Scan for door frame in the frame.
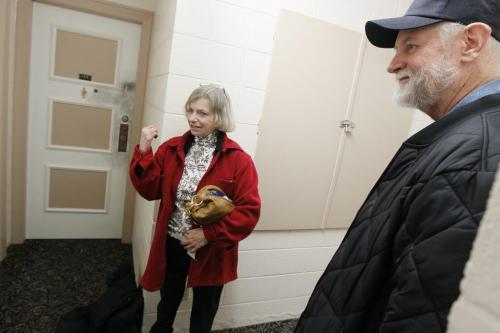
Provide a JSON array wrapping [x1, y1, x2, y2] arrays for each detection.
[[12, 0, 153, 243]]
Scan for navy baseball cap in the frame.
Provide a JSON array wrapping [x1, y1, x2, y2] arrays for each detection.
[[365, 0, 500, 48]]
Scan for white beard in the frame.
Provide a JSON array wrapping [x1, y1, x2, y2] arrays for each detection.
[[394, 55, 459, 110]]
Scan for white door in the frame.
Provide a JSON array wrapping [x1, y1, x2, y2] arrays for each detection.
[[26, 3, 141, 238]]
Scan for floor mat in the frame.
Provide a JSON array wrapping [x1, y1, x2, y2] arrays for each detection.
[[0, 239, 298, 332], [0, 239, 132, 333], [213, 319, 297, 333]]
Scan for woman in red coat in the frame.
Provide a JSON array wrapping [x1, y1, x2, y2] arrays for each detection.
[[129, 84, 261, 333]]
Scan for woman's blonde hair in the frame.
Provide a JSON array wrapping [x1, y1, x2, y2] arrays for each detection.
[[185, 84, 236, 132]]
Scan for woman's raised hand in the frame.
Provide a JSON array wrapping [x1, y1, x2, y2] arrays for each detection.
[[139, 125, 159, 152]]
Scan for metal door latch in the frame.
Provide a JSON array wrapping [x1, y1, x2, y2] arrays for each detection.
[[339, 120, 355, 133]]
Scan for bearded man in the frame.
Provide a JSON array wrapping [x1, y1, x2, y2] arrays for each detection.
[[295, 0, 500, 332]]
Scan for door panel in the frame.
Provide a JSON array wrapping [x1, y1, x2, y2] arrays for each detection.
[[26, 3, 141, 238], [53, 29, 119, 85], [47, 166, 109, 211], [50, 100, 114, 151]]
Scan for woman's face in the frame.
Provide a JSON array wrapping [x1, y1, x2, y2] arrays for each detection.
[[186, 97, 217, 137]]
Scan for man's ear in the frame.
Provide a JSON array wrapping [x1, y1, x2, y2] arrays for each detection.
[[461, 23, 492, 62]]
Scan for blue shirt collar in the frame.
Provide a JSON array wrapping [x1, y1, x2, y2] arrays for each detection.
[[450, 78, 500, 113]]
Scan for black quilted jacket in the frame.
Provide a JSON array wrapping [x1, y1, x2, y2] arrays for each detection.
[[295, 93, 500, 333]]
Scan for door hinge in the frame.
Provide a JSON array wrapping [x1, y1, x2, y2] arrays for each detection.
[[339, 120, 355, 133]]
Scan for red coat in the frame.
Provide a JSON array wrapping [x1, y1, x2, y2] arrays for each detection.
[[129, 131, 261, 291]]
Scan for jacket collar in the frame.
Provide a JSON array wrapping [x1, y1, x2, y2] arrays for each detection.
[[405, 92, 500, 147], [166, 130, 242, 153]]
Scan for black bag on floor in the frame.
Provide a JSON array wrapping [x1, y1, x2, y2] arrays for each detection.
[[56, 263, 144, 333]]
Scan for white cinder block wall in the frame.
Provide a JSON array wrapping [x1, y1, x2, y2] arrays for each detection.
[[446, 167, 500, 333], [135, 0, 427, 331], [131, 0, 178, 324]]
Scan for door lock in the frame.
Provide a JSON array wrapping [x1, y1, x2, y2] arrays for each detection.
[[118, 123, 129, 152]]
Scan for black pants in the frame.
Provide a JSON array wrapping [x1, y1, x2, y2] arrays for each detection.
[[149, 236, 223, 333]]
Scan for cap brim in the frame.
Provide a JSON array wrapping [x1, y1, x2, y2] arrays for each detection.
[[365, 16, 443, 48]]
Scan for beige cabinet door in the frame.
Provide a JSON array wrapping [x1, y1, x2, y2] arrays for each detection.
[[255, 11, 413, 230], [324, 39, 413, 229], [26, 3, 141, 238], [255, 10, 362, 230]]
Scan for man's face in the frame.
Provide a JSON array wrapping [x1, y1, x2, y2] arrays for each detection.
[[387, 25, 460, 111]]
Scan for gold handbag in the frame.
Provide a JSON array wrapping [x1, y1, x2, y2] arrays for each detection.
[[185, 185, 235, 225]]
